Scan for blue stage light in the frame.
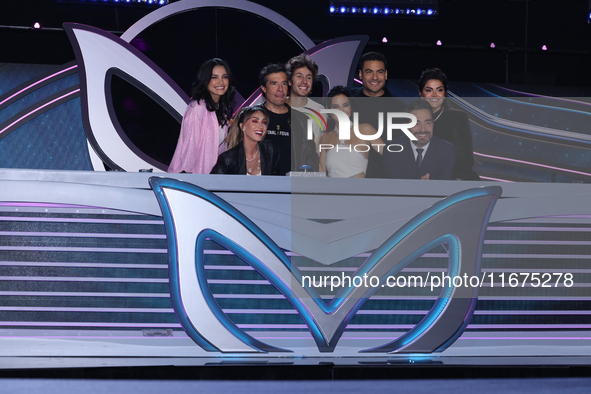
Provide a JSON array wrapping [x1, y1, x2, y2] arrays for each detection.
[[328, 2, 438, 18]]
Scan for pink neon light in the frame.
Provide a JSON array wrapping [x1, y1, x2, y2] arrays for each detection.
[[479, 176, 513, 183], [491, 85, 591, 107], [475, 151, 591, 178], [233, 92, 263, 116], [0, 65, 78, 108], [0, 88, 80, 135]]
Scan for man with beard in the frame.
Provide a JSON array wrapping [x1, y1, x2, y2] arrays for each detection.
[[352, 52, 405, 178], [384, 99, 455, 180]]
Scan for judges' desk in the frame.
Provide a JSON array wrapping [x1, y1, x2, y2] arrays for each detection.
[[0, 170, 589, 366]]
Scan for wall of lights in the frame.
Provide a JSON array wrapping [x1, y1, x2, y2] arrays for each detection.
[[329, 3, 438, 17]]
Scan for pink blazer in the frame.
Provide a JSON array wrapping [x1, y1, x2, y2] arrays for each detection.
[[168, 100, 227, 174]]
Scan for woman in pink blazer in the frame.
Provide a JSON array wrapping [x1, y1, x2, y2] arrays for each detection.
[[168, 58, 235, 173]]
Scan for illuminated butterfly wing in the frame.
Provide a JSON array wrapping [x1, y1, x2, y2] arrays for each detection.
[[64, 23, 189, 172], [150, 177, 501, 353]]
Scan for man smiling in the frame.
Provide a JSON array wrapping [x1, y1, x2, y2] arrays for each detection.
[[260, 63, 318, 175], [352, 52, 405, 178], [286, 55, 327, 150], [384, 100, 455, 180]]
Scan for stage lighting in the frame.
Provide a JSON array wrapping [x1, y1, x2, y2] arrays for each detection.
[[32, 22, 42, 29], [542, 45, 548, 51], [490, 42, 496, 48], [436, 40, 442, 46], [329, 1, 438, 18]]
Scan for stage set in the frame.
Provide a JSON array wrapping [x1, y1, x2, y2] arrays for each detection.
[[1, 0, 591, 382]]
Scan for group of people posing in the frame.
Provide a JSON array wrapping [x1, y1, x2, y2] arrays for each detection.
[[168, 52, 480, 180]]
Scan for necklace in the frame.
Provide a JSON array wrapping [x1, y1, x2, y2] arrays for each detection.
[[433, 107, 444, 122], [246, 147, 260, 162], [246, 147, 261, 174]]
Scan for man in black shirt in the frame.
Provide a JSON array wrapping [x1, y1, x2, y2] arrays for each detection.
[[259, 63, 318, 175], [352, 52, 405, 178]]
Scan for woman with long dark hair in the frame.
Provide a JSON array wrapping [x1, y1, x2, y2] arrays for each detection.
[[168, 58, 235, 173], [319, 86, 383, 178], [210, 104, 281, 176], [418, 68, 480, 180]]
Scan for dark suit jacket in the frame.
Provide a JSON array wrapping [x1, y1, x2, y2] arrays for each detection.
[[210, 140, 281, 175], [433, 106, 480, 180], [351, 87, 406, 179], [384, 136, 455, 180]]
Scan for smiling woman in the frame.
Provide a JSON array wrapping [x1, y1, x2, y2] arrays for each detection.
[[210, 104, 281, 176], [168, 58, 236, 174], [418, 67, 480, 180]]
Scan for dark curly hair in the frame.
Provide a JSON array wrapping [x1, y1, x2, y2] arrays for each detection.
[[286, 54, 318, 81]]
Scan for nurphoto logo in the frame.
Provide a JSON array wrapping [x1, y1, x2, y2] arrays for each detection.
[[310, 110, 417, 152]]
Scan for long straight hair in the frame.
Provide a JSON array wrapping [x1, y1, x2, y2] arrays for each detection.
[[224, 104, 270, 150]]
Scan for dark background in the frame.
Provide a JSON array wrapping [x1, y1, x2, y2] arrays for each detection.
[[1, 0, 590, 87]]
